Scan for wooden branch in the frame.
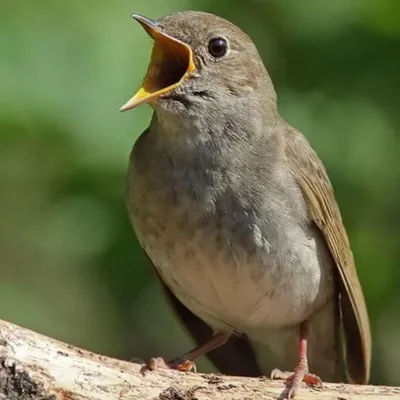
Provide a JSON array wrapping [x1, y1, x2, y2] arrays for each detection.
[[0, 319, 397, 400]]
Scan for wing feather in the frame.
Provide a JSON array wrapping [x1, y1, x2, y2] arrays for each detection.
[[285, 128, 371, 383]]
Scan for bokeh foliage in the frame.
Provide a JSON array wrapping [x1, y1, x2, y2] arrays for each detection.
[[1, 0, 399, 386]]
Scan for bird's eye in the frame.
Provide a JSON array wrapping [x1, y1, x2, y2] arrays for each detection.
[[208, 37, 228, 58]]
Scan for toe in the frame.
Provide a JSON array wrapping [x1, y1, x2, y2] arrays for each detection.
[[287, 386, 297, 399], [271, 366, 323, 399], [303, 373, 323, 388], [270, 368, 293, 380], [140, 357, 169, 374], [140, 356, 197, 374], [168, 357, 197, 372], [174, 360, 197, 372]]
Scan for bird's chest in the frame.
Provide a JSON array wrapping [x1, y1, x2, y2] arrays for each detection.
[[128, 162, 333, 333]]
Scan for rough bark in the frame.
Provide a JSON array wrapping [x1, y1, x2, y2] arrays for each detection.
[[0, 319, 398, 400]]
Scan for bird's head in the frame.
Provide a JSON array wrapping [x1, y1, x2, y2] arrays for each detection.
[[120, 11, 277, 124]]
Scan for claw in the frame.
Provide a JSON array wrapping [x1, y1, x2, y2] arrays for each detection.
[[271, 363, 323, 399], [271, 322, 324, 398], [270, 368, 292, 380], [140, 356, 197, 375], [170, 358, 197, 372]]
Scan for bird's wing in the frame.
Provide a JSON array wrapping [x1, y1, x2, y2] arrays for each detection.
[[144, 253, 262, 377], [285, 127, 371, 384]]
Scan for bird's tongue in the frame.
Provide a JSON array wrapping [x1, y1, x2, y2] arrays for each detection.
[[120, 15, 196, 112]]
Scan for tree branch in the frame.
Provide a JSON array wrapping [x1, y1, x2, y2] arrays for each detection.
[[0, 319, 397, 399]]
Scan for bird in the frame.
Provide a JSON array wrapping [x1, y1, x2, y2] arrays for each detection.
[[120, 11, 371, 398]]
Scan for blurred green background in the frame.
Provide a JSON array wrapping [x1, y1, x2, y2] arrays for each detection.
[[1, 0, 399, 386]]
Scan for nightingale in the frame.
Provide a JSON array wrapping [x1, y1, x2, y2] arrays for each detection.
[[120, 11, 371, 398]]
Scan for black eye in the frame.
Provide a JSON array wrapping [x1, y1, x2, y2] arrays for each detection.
[[208, 37, 228, 58]]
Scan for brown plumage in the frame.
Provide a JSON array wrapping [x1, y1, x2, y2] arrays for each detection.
[[121, 11, 371, 398], [285, 128, 371, 383]]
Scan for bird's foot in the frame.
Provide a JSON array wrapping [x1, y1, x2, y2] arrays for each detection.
[[270, 357, 322, 399], [139, 333, 229, 375], [140, 356, 197, 375]]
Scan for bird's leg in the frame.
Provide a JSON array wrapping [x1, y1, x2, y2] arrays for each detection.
[[142, 331, 230, 374], [271, 322, 323, 398]]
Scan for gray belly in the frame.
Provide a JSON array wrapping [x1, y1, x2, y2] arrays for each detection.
[[129, 191, 334, 335]]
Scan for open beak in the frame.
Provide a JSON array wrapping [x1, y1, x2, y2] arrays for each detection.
[[119, 14, 196, 112]]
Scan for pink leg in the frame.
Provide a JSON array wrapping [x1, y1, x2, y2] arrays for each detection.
[[271, 323, 323, 399], [141, 331, 230, 374]]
